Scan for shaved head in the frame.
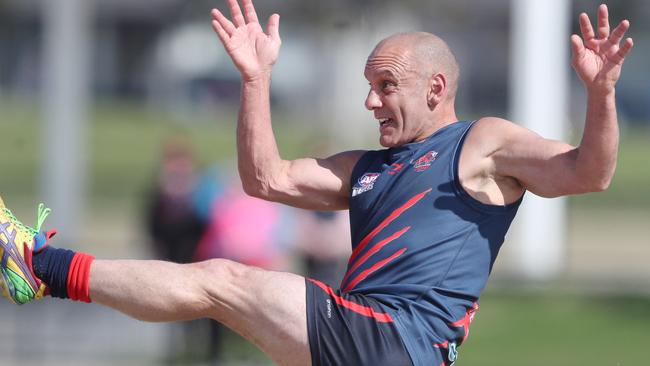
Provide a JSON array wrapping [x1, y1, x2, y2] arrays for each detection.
[[370, 32, 460, 100], [364, 32, 461, 147]]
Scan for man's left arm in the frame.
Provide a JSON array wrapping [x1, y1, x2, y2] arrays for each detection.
[[489, 5, 633, 198]]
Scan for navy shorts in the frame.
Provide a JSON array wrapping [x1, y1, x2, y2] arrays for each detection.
[[305, 278, 412, 366]]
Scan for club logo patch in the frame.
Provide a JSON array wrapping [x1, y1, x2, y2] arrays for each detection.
[[352, 173, 380, 197], [412, 150, 439, 172]]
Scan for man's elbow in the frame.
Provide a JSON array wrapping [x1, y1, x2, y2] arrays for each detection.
[[241, 179, 270, 198], [236, 166, 268, 196], [575, 174, 613, 194], [239, 162, 289, 200], [240, 175, 287, 202], [574, 158, 617, 193], [588, 176, 612, 192]]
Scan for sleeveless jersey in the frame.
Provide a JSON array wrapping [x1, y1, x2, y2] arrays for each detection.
[[343, 120, 523, 365]]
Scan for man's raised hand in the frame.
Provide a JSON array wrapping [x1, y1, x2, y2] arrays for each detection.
[[211, 0, 281, 81], [571, 4, 633, 94]]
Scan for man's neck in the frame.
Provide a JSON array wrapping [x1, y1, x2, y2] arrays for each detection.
[[417, 107, 458, 141]]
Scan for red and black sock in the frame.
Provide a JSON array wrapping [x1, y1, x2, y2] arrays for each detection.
[[32, 246, 94, 303]]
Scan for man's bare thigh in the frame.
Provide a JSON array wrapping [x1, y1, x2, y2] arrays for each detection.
[[199, 259, 310, 366]]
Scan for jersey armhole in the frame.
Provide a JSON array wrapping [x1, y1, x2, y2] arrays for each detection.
[[450, 120, 523, 214]]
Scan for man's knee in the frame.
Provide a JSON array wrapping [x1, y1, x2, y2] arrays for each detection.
[[192, 258, 256, 291], [190, 259, 263, 315], [190, 258, 303, 317], [189, 259, 310, 365]]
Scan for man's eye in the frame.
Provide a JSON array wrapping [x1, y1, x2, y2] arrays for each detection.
[[382, 81, 395, 89]]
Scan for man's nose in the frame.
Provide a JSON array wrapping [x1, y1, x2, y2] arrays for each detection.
[[365, 89, 382, 110]]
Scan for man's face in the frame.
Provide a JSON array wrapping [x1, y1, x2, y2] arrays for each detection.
[[364, 44, 429, 148]]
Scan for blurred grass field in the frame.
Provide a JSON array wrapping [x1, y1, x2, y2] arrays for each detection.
[[2, 98, 648, 210], [459, 291, 650, 365], [1, 98, 649, 365]]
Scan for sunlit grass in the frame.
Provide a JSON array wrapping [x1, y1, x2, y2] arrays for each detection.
[[459, 291, 650, 365], [2, 99, 648, 208]]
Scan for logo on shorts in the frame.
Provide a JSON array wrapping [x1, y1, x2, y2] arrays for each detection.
[[447, 341, 458, 363], [433, 340, 458, 365], [411, 150, 438, 172], [326, 298, 332, 318], [352, 173, 380, 197]]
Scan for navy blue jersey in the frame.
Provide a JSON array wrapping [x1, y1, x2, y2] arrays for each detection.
[[343, 120, 522, 365]]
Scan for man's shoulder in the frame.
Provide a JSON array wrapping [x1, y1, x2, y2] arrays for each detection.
[[459, 117, 527, 203], [460, 116, 523, 173], [466, 117, 527, 151], [323, 150, 369, 168], [472, 116, 518, 134]]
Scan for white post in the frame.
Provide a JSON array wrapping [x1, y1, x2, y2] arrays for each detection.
[[42, 0, 92, 241], [328, 8, 421, 148], [329, 30, 372, 147], [509, 0, 570, 280]]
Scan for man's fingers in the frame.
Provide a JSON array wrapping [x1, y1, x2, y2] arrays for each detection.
[[227, 0, 246, 27], [241, 0, 259, 24], [611, 38, 634, 65], [267, 13, 280, 41], [570, 34, 586, 62], [597, 4, 610, 39], [608, 20, 630, 47], [579, 13, 595, 43], [211, 19, 230, 44], [211, 8, 236, 35]]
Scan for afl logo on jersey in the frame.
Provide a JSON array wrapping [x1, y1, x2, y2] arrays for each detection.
[[352, 173, 380, 197], [412, 150, 439, 172]]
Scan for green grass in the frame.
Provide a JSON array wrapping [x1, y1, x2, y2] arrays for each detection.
[[2, 99, 649, 210], [458, 291, 650, 366], [0, 99, 316, 210]]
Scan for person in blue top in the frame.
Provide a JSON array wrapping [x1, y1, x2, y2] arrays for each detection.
[[0, 1, 633, 365]]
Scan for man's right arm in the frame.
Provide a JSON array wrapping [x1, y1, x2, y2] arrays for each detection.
[[237, 77, 364, 210], [212, 0, 363, 210]]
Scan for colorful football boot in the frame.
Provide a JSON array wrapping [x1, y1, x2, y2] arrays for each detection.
[[0, 197, 51, 304]]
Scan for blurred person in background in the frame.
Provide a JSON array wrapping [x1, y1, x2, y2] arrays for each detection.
[[0, 2, 634, 366], [146, 137, 205, 265], [294, 210, 350, 285], [195, 176, 289, 270], [144, 136, 210, 364], [293, 142, 351, 285], [194, 173, 292, 365]]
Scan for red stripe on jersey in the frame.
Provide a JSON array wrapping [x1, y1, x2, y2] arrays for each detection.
[[348, 188, 432, 264], [308, 279, 393, 323], [341, 226, 411, 287], [449, 302, 479, 344], [343, 248, 407, 292]]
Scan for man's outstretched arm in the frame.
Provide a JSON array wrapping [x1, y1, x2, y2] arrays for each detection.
[[566, 5, 633, 191], [465, 5, 634, 200], [212, 0, 363, 210]]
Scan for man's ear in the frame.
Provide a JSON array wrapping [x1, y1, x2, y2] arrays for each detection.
[[427, 73, 447, 109]]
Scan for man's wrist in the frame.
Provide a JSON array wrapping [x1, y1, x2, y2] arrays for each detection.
[[241, 70, 272, 84], [585, 85, 616, 98]]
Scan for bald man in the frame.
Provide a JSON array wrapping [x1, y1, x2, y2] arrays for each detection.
[[1, 1, 633, 366]]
